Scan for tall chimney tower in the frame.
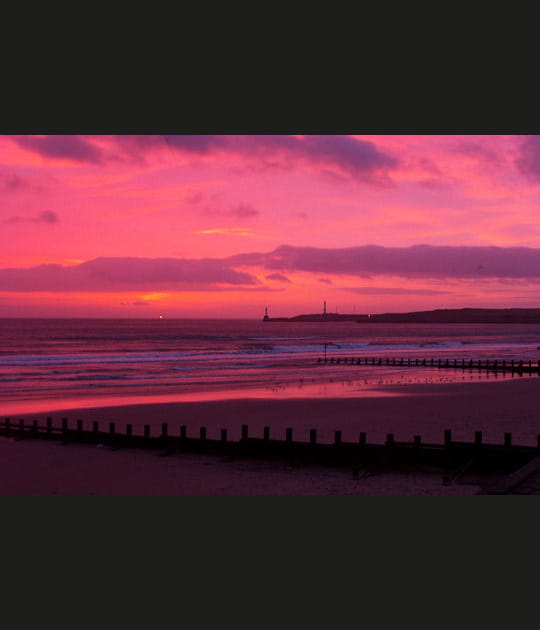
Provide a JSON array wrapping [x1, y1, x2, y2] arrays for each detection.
[[323, 300, 326, 315]]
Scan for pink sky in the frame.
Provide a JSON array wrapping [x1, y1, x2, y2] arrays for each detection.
[[1, 134, 540, 318]]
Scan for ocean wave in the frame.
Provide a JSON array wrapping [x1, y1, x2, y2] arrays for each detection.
[[248, 336, 318, 341]]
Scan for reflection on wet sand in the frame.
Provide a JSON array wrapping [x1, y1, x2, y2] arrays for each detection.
[[2, 363, 536, 417]]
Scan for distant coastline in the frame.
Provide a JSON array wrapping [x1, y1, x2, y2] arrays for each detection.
[[263, 308, 540, 324]]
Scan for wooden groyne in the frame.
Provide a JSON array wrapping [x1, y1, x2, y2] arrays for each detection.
[[2, 417, 540, 482], [318, 356, 540, 374]]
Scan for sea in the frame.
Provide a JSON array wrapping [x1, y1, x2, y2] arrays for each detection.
[[1, 318, 540, 415]]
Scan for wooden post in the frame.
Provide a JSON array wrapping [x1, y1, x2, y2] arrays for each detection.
[[180, 425, 186, 439], [200, 427, 206, 441], [62, 418, 68, 435], [263, 426, 270, 440], [144, 424, 150, 439], [413, 435, 422, 466], [221, 428, 227, 443], [444, 429, 452, 448], [475, 431, 482, 447], [93, 420, 99, 434], [310, 429, 317, 445], [161, 423, 168, 438], [504, 432, 512, 448], [241, 425, 248, 440], [386, 433, 394, 446], [286, 427, 293, 442], [77, 419, 83, 433], [334, 430, 342, 445], [109, 422, 115, 436]]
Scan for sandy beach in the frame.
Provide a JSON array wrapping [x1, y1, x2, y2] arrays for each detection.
[[0, 437, 484, 495], [13, 377, 540, 445], [2, 378, 539, 494]]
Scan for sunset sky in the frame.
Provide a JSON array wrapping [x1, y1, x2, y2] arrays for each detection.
[[2, 134, 540, 318]]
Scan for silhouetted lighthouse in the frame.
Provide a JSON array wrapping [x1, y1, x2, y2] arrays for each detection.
[[263, 306, 270, 321], [323, 300, 327, 316]]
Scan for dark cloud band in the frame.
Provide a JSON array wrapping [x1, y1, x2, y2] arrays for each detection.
[[2, 244, 540, 294], [0, 257, 258, 292], [9, 135, 399, 183], [230, 244, 540, 279]]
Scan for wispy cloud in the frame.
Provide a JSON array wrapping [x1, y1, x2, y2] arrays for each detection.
[[194, 227, 255, 236], [205, 203, 260, 219], [265, 273, 291, 283], [168, 135, 399, 183], [6, 210, 59, 224], [0, 171, 42, 193], [12, 135, 104, 164], [453, 141, 502, 165], [345, 287, 450, 295], [515, 136, 540, 182]]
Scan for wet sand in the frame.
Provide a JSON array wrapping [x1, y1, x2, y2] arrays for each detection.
[[14, 377, 540, 445], [3, 378, 540, 494]]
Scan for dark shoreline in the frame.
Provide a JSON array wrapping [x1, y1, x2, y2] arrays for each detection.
[[265, 307, 540, 324]]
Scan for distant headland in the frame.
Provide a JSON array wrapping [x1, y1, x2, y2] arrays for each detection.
[[262, 307, 540, 324]]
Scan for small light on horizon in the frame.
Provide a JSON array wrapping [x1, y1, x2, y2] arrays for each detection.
[[159, 315, 164, 319]]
